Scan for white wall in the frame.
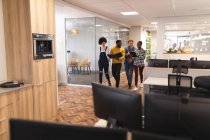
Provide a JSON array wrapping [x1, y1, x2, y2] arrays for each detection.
[[55, 5, 67, 84], [141, 27, 146, 49], [0, 0, 7, 82], [155, 15, 210, 60], [130, 26, 141, 45]]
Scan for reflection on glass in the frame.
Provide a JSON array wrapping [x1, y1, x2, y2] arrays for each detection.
[[66, 17, 129, 85], [164, 23, 210, 54]]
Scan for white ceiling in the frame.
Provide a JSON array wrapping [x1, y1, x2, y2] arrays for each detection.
[[60, 0, 210, 27]]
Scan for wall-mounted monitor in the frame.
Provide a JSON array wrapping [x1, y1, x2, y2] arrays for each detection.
[[191, 60, 210, 69], [147, 59, 168, 68], [169, 60, 191, 68]]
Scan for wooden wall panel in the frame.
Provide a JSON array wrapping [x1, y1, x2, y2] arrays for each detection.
[[33, 85, 43, 120], [47, 0, 55, 34], [49, 59, 56, 81], [3, 0, 32, 83], [51, 81, 57, 117], [43, 60, 50, 82], [33, 60, 44, 85], [33, 59, 56, 85], [30, 0, 55, 34]]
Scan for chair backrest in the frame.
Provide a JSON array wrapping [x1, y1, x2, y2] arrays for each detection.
[[168, 74, 192, 95], [168, 74, 179, 95], [79, 59, 90, 66], [69, 58, 78, 65], [172, 65, 188, 74]]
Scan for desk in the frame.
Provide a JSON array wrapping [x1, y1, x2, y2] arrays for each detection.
[[143, 77, 195, 94], [143, 77, 168, 94]]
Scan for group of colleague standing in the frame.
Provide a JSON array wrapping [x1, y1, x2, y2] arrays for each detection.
[[98, 37, 146, 91]]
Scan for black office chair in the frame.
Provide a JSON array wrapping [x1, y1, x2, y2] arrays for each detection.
[[168, 74, 192, 95], [172, 65, 188, 75]]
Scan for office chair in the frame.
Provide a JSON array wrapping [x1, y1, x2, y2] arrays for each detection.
[[68, 58, 79, 74], [172, 65, 188, 75], [168, 74, 192, 95], [79, 59, 91, 74]]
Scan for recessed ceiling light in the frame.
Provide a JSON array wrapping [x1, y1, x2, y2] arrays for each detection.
[[96, 25, 102, 27], [151, 22, 158, 25], [120, 11, 138, 15]]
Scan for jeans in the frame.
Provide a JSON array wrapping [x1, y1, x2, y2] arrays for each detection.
[[124, 62, 133, 85], [112, 63, 122, 88], [98, 61, 110, 83], [133, 66, 144, 86]]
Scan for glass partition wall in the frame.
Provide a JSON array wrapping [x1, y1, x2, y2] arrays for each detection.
[[66, 17, 129, 85]]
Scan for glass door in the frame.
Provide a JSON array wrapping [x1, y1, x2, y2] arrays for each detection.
[[66, 17, 96, 85]]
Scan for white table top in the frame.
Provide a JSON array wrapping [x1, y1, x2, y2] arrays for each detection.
[[143, 77, 168, 86], [143, 77, 195, 88]]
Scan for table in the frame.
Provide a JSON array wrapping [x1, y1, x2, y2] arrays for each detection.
[[143, 77, 168, 94]]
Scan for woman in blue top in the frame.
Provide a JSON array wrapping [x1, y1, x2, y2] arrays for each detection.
[[98, 37, 111, 86]]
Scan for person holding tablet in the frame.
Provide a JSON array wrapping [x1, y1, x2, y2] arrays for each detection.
[[133, 41, 146, 91], [124, 40, 136, 89], [110, 40, 125, 88]]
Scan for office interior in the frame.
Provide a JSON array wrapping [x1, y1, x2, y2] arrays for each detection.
[[0, 0, 210, 140]]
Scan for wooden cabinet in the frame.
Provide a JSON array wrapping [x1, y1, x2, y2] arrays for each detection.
[[3, 0, 56, 84], [3, 0, 57, 119], [0, 95, 9, 140], [30, 0, 55, 34], [2, 1, 57, 139], [33, 81, 57, 121], [0, 86, 33, 140]]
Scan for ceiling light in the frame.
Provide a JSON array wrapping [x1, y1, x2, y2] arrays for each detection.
[[69, 28, 79, 36], [96, 25, 102, 27], [120, 11, 138, 15], [151, 22, 158, 25]]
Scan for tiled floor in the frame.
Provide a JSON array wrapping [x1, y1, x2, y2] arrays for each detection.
[[56, 72, 143, 126]]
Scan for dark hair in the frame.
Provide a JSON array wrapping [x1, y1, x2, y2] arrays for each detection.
[[116, 40, 121, 44], [98, 37, 107, 45], [138, 41, 142, 45]]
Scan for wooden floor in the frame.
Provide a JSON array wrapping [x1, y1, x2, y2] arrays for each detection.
[[56, 72, 143, 126]]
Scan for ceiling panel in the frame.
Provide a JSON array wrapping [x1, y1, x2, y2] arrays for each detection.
[[174, 0, 210, 16], [124, 0, 174, 17], [61, 0, 210, 27]]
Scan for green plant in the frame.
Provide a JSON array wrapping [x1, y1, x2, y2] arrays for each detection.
[[146, 30, 151, 61]]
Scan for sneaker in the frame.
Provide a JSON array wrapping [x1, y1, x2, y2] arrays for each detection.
[[133, 86, 138, 91], [140, 83, 143, 88]]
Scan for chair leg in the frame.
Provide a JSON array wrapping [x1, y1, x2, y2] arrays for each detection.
[[89, 66, 91, 74], [76, 66, 79, 74]]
